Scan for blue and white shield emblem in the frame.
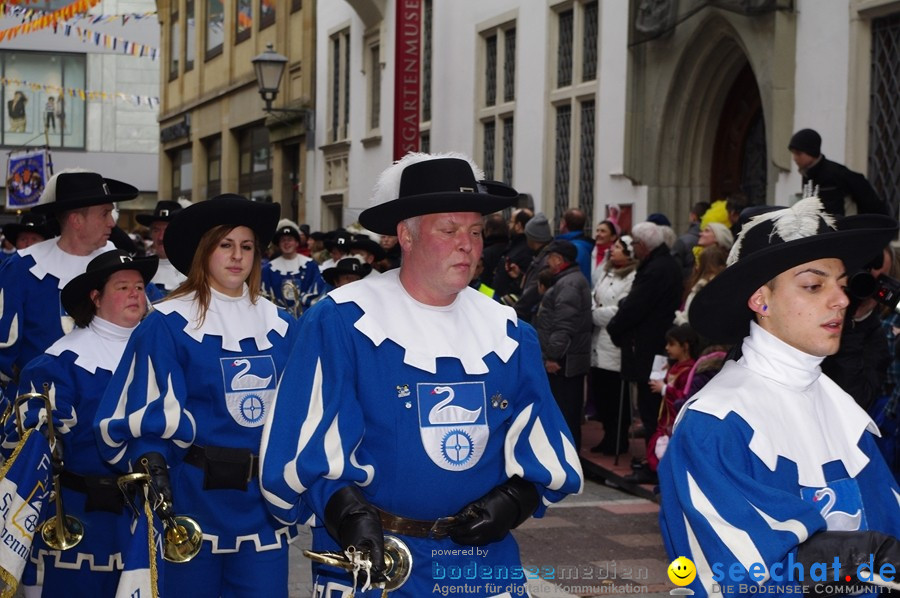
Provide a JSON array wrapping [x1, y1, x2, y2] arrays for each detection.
[[220, 356, 277, 428], [417, 382, 488, 471], [801, 478, 867, 532]]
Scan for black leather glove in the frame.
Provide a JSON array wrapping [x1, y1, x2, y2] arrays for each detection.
[[798, 530, 900, 591], [139, 452, 175, 520], [324, 485, 385, 572], [448, 476, 539, 546]]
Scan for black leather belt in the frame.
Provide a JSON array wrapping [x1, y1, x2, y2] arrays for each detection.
[[375, 506, 457, 539], [184, 444, 258, 491], [60, 470, 124, 513]]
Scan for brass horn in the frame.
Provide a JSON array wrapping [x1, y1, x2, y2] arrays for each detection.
[[303, 535, 413, 594], [13, 389, 84, 551], [122, 460, 204, 564]]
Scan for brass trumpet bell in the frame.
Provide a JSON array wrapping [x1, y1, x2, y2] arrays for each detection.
[[303, 534, 413, 593], [163, 515, 203, 563], [13, 390, 84, 551], [40, 513, 84, 551]]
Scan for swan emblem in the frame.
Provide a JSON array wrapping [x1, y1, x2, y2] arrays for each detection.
[[230, 358, 273, 391], [813, 487, 862, 531], [428, 386, 482, 424]]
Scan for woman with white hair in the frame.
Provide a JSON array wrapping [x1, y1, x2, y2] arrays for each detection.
[[607, 221, 683, 479], [696, 221, 734, 254]]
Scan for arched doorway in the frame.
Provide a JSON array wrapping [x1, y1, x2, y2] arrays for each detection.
[[710, 62, 767, 203]]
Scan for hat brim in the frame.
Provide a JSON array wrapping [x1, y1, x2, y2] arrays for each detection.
[[349, 238, 386, 261], [31, 178, 138, 214], [163, 195, 280, 275], [61, 255, 159, 316], [2, 223, 51, 244], [689, 225, 897, 343], [323, 263, 372, 286], [358, 182, 518, 236]]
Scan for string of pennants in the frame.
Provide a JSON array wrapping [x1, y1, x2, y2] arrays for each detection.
[[1, 77, 159, 108], [0, 0, 102, 40], [60, 23, 158, 59]]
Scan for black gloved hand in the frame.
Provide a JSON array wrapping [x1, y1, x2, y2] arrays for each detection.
[[798, 530, 900, 589], [139, 451, 175, 520], [324, 485, 385, 572], [448, 476, 539, 546]]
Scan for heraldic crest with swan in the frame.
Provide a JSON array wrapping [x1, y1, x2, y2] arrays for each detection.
[[220, 356, 278, 427], [417, 382, 489, 471]]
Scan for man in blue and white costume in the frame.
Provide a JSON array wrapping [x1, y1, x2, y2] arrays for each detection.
[[260, 153, 584, 598], [659, 197, 900, 597], [95, 195, 301, 598], [135, 198, 190, 296], [261, 218, 324, 316], [0, 170, 138, 401], [10, 249, 157, 596]]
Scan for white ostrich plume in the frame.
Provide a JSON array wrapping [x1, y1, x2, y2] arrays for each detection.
[[727, 196, 835, 266], [370, 152, 484, 207], [276, 218, 300, 233]]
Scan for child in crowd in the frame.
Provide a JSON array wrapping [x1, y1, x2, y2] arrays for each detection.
[[646, 324, 698, 473]]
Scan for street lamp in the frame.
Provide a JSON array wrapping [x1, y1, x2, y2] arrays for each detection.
[[252, 43, 296, 114]]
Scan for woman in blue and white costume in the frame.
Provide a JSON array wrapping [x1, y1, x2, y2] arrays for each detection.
[[95, 195, 300, 598], [12, 248, 157, 597]]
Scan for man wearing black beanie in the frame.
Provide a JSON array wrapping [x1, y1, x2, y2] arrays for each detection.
[[788, 127, 889, 216]]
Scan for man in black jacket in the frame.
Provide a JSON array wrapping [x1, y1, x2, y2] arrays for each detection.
[[607, 221, 682, 479], [789, 128, 889, 216]]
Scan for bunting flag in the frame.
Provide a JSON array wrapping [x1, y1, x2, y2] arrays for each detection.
[[65, 24, 158, 60], [0, 0, 101, 42], [0, 429, 52, 598], [0, 78, 159, 108], [115, 486, 161, 598], [1, 4, 156, 24]]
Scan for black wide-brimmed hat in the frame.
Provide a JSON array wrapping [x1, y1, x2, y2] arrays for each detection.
[[358, 154, 519, 235], [31, 171, 138, 214], [272, 219, 302, 243], [61, 250, 158, 318], [136, 200, 186, 226], [163, 194, 280, 275], [349, 234, 386, 261], [322, 256, 372, 286], [2, 212, 53, 245], [324, 230, 352, 253], [689, 197, 898, 343]]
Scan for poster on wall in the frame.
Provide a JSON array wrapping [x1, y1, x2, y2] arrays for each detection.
[[6, 148, 50, 209]]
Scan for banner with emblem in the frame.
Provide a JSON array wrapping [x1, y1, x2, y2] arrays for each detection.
[[5, 149, 49, 210], [0, 428, 52, 598], [220, 356, 277, 428], [115, 487, 160, 598], [417, 382, 488, 471]]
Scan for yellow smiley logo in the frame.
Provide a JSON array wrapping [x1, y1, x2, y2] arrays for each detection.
[[668, 556, 697, 586]]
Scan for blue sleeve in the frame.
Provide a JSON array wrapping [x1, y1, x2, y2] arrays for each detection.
[[506, 322, 583, 514], [658, 411, 825, 597], [3, 354, 77, 450], [0, 256, 26, 382], [259, 299, 375, 525], [95, 312, 196, 469], [300, 262, 325, 308]]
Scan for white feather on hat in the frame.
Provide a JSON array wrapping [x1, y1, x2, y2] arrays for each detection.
[[275, 218, 301, 235], [370, 152, 485, 208], [728, 197, 835, 266]]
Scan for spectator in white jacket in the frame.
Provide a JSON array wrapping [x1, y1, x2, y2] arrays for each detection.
[[589, 235, 638, 455]]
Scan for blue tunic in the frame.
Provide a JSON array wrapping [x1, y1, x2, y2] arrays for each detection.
[[13, 318, 139, 577], [658, 323, 900, 597], [96, 289, 300, 552], [261, 254, 324, 315], [260, 270, 583, 597], [0, 239, 114, 398]]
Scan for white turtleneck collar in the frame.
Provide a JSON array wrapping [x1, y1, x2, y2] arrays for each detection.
[[20, 238, 116, 289], [685, 321, 878, 487], [329, 268, 518, 375], [152, 258, 187, 291], [154, 285, 288, 352], [47, 316, 137, 373]]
